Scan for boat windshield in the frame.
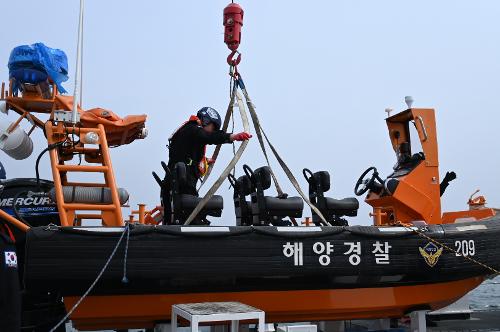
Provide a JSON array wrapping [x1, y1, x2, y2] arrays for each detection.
[[409, 120, 423, 155]]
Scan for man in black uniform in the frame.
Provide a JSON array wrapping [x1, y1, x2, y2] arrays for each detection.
[[164, 107, 251, 212]]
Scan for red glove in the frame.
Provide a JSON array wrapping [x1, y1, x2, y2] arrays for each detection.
[[231, 132, 252, 142]]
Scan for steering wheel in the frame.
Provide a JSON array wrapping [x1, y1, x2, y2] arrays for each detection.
[[302, 168, 313, 184], [354, 167, 381, 196]]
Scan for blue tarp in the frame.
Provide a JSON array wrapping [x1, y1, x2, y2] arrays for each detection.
[[8, 43, 69, 94]]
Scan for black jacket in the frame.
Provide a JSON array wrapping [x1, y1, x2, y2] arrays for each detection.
[[168, 121, 231, 178]]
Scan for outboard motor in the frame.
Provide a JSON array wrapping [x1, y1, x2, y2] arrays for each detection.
[[0, 178, 58, 240]]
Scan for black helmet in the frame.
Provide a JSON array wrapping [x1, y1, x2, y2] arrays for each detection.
[[197, 107, 222, 130]]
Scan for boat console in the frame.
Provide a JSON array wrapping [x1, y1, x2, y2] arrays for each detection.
[[354, 108, 442, 225]]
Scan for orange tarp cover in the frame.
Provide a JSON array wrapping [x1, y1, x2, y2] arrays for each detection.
[[55, 95, 147, 146]]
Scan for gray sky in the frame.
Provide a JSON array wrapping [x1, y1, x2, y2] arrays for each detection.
[[1, 1, 499, 225]]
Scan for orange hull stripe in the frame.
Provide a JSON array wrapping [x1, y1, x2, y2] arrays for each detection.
[[66, 276, 483, 330]]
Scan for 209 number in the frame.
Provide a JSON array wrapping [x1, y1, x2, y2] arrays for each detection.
[[455, 240, 475, 257]]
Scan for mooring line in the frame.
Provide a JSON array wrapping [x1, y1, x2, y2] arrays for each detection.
[[49, 224, 130, 332]]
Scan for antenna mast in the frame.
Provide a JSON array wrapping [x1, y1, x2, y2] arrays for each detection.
[[71, 0, 84, 124]]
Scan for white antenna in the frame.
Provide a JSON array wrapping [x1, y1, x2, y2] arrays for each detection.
[[80, 1, 84, 108], [385, 108, 393, 117], [404, 95, 414, 109], [71, 0, 85, 124]]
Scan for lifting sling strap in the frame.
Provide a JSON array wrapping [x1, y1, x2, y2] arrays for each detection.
[[199, 83, 237, 187], [184, 74, 330, 226], [237, 76, 330, 226]]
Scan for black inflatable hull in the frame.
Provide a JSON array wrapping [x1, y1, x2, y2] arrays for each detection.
[[24, 217, 500, 296], [0, 234, 21, 331]]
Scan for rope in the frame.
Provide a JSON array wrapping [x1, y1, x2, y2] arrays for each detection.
[[49, 224, 130, 332], [237, 76, 331, 226], [184, 90, 250, 225], [398, 222, 500, 275], [121, 222, 131, 283]]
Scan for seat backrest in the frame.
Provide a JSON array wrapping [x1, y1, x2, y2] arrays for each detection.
[[304, 168, 330, 207], [236, 175, 254, 196], [229, 173, 254, 226], [313, 171, 331, 192], [173, 162, 187, 190], [170, 162, 187, 221], [253, 166, 272, 191], [249, 166, 272, 218]]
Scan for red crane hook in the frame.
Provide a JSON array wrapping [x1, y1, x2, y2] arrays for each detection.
[[223, 2, 244, 66]]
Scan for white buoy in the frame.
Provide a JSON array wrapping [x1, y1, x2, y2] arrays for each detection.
[[0, 120, 33, 160], [0, 102, 7, 115], [405, 96, 414, 109], [83, 131, 99, 144]]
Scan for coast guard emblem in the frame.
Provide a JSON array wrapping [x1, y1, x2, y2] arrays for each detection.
[[419, 242, 443, 267], [4, 251, 17, 268]]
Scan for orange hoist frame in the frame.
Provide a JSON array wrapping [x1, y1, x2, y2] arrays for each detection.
[[1, 79, 147, 229], [56, 96, 147, 147]]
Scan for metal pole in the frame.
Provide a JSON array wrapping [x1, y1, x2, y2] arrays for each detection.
[[80, 0, 84, 108], [0, 209, 29, 232], [71, 0, 84, 124]]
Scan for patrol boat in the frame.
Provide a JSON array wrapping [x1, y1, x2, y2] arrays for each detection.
[[1, 49, 499, 330], [1, 7, 499, 332]]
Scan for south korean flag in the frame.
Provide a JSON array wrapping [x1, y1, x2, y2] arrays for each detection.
[[4, 251, 17, 268]]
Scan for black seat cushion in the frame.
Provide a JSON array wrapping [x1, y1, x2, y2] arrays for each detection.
[[180, 194, 224, 210], [264, 196, 303, 216], [325, 197, 359, 211]]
